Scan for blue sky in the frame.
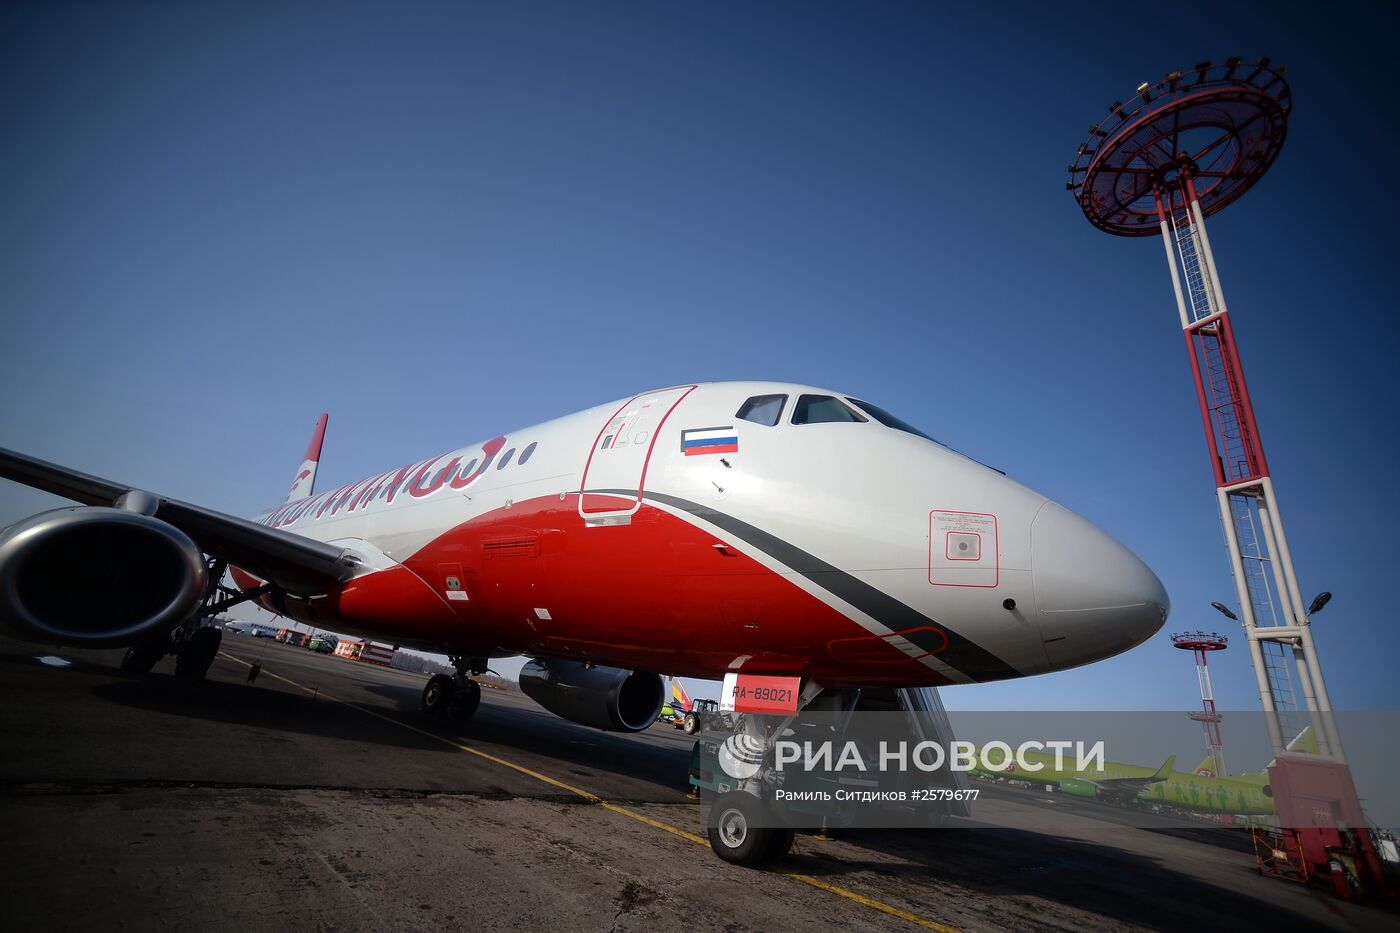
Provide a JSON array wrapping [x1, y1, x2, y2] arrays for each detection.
[[1, 2, 1395, 711]]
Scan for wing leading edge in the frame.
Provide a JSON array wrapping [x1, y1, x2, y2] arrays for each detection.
[[0, 447, 354, 595]]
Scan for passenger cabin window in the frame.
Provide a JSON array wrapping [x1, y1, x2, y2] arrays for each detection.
[[792, 394, 867, 425], [736, 394, 787, 427]]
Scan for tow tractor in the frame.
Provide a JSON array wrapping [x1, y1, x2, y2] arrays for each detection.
[[673, 697, 726, 734]]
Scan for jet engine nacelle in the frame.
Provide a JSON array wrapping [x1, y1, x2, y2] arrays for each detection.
[[518, 658, 664, 733], [0, 507, 208, 646]]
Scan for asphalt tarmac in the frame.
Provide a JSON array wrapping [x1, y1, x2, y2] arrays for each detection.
[[1, 634, 1393, 932]]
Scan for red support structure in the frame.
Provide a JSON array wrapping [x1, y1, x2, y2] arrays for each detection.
[[1180, 303, 1271, 487]]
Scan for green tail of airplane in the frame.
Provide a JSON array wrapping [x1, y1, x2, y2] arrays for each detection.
[[1190, 756, 1218, 776]]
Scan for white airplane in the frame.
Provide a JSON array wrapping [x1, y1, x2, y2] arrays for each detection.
[[0, 381, 1165, 773]]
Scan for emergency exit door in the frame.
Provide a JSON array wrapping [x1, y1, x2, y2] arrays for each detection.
[[579, 385, 696, 524]]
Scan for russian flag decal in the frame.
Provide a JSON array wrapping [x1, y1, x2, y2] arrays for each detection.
[[681, 426, 738, 456]]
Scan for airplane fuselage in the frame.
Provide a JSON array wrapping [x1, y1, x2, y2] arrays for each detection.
[[996, 751, 1275, 816], [237, 382, 1168, 687]]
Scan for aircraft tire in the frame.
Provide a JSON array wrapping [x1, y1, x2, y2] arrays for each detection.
[[683, 713, 699, 734], [422, 674, 456, 716], [120, 638, 165, 674], [449, 679, 481, 720], [174, 626, 222, 681], [707, 791, 776, 867]]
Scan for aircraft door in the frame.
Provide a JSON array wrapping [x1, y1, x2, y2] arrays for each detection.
[[579, 386, 696, 525]]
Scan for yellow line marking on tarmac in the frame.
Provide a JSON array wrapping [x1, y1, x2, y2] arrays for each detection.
[[774, 870, 962, 933], [217, 650, 961, 931], [598, 800, 710, 846]]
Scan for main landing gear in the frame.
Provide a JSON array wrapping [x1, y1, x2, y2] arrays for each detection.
[[118, 559, 262, 681], [118, 618, 224, 680], [421, 655, 485, 721], [120, 633, 169, 674]]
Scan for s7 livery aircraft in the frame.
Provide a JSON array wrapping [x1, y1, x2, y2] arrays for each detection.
[[981, 750, 1277, 817], [0, 382, 1168, 734]]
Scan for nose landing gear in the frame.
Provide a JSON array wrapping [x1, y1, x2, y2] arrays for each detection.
[[694, 683, 973, 866], [706, 790, 795, 866]]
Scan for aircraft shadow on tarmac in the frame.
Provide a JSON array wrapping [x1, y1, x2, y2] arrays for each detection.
[[356, 681, 697, 798], [86, 674, 456, 753], [59, 657, 698, 795], [1142, 824, 1258, 853], [790, 827, 1329, 933]]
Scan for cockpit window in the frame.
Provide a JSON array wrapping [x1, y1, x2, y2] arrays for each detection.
[[736, 394, 787, 426], [792, 394, 867, 425], [846, 399, 939, 442], [847, 397, 1004, 474]]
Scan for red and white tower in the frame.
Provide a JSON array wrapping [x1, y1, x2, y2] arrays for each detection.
[[1172, 631, 1227, 777], [1068, 58, 1388, 895]]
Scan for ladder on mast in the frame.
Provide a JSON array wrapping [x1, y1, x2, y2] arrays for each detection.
[[1163, 192, 1321, 757]]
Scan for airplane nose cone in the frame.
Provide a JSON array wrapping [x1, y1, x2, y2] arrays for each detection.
[[1032, 502, 1169, 671]]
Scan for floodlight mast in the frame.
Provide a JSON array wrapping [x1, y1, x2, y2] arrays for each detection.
[[1069, 58, 1390, 896], [1070, 56, 1336, 764], [1173, 631, 1228, 777], [1158, 167, 1343, 761]]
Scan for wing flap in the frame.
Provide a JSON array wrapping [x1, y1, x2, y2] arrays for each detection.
[[1, 446, 353, 595]]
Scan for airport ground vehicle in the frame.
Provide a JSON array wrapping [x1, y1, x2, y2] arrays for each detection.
[[678, 698, 725, 735]]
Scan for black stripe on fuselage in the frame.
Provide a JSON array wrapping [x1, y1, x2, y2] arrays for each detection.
[[589, 488, 1023, 683]]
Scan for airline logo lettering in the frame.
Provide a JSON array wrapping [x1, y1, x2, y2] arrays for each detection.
[[681, 426, 738, 457], [720, 672, 801, 714]]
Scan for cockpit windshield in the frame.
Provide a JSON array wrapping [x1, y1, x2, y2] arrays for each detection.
[[792, 394, 867, 425], [846, 399, 939, 443], [847, 398, 1004, 474]]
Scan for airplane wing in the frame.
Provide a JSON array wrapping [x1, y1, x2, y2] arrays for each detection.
[[0, 447, 355, 595], [1084, 755, 1176, 802]]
